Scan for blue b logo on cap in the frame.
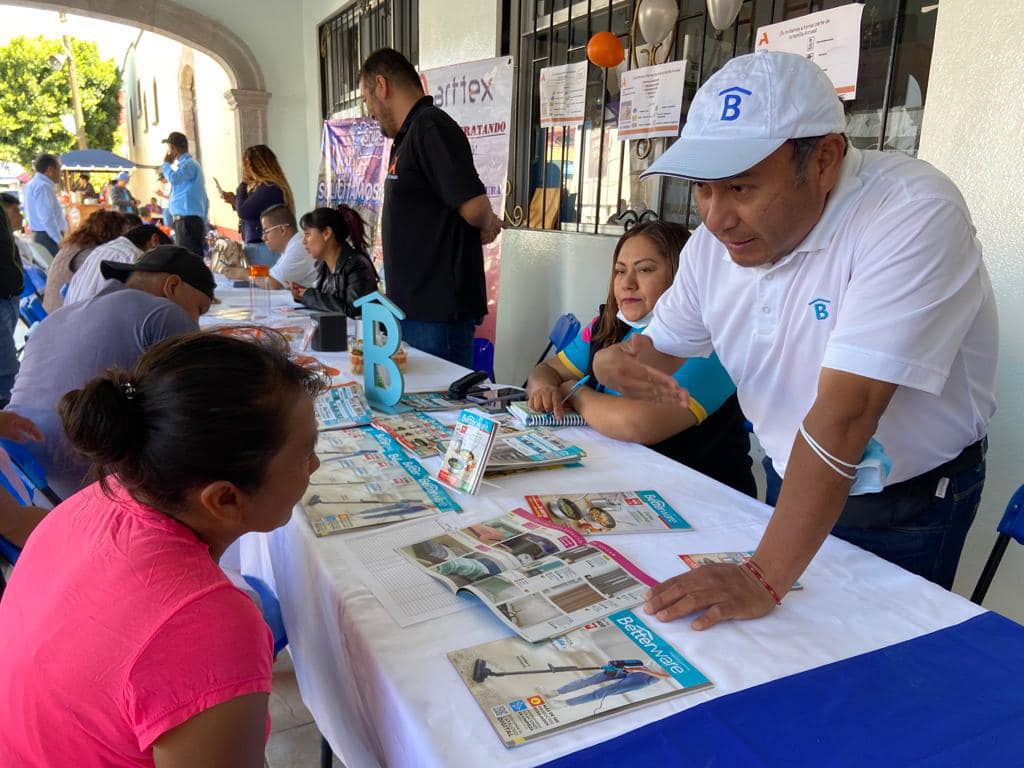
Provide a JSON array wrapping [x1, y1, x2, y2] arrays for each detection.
[[719, 86, 752, 121]]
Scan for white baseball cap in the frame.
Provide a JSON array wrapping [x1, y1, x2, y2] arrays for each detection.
[[642, 51, 846, 181]]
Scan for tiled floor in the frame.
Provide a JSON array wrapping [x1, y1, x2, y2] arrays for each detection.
[[266, 651, 344, 768]]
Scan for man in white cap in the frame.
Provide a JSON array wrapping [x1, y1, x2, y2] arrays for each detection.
[[596, 51, 996, 628]]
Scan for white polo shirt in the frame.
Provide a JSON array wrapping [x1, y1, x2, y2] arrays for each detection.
[[646, 147, 997, 485], [269, 232, 318, 288]]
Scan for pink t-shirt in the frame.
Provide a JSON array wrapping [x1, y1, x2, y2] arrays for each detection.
[[0, 480, 274, 766]]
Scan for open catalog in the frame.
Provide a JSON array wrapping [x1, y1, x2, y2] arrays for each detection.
[[303, 428, 461, 536], [396, 509, 654, 642], [315, 382, 373, 431], [448, 609, 712, 748]]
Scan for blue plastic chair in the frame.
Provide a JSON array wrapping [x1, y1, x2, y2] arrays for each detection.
[[522, 313, 580, 386], [24, 265, 47, 298], [242, 574, 289, 657], [0, 439, 62, 508], [472, 338, 495, 382], [971, 484, 1024, 605]]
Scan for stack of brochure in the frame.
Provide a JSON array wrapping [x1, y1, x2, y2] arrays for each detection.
[[525, 490, 692, 535], [314, 383, 373, 431], [373, 411, 453, 458], [437, 411, 586, 495], [302, 426, 461, 535]]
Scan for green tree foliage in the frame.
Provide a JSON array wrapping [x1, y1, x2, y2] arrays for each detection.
[[0, 36, 121, 167]]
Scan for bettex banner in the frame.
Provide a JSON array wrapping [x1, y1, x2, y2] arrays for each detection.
[[420, 56, 513, 343], [315, 117, 390, 265]]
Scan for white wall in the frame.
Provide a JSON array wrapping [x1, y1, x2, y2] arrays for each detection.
[[918, 1, 1024, 622], [417, 0, 499, 70], [173, 0, 312, 214]]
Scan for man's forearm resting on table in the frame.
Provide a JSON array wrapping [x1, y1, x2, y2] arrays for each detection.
[[751, 369, 898, 598]]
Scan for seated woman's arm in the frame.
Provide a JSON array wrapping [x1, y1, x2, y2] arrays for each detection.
[[526, 356, 577, 418], [153, 693, 268, 768], [565, 384, 696, 444]]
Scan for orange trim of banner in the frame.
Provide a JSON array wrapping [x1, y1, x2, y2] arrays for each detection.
[[835, 85, 856, 95], [618, 125, 680, 137]]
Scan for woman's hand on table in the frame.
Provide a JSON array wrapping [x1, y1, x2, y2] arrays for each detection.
[[289, 282, 306, 302], [527, 382, 565, 419], [643, 562, 778, 630]]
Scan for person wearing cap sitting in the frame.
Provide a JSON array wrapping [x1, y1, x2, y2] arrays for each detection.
[[63, 224, 172, 307], [108, 171, 137, 214], [161, 131, 209, 259], [595, 51, 996, 628], [5, 245, 214, 499]]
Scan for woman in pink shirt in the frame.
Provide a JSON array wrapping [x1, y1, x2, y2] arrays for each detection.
[[0, 330, 325, 767]]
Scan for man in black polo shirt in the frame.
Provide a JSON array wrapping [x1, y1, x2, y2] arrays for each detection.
[[358, 48, 502, 368]]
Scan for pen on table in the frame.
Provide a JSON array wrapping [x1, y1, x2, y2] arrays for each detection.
[[560, 375, 591, 405]]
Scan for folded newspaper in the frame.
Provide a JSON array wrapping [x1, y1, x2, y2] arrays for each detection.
[[314, 382, 373, 431], [525, 490, 692, 536], [303, 430, 461, 535], [396, 509, 654, 642], [448, 609, 713, 747]]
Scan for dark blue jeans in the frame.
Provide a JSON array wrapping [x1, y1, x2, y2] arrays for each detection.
[[763, 444, 986, 590], [0, 296, 20, 406], [400, 319, 477, 369], [32, 231, 59, 257]]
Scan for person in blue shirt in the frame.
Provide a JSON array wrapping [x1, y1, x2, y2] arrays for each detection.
[[23, 153, 66, 256], [526, 221, 754, 496], [161, 131, 209, 258]]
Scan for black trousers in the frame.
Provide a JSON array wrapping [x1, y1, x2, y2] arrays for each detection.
[[173, 216, 206, 258]]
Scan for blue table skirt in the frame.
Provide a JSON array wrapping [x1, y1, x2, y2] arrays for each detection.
[[540, 611, 1024, 768]]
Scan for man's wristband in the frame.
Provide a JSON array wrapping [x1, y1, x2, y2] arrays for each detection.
[[742, 559, 782, 606]]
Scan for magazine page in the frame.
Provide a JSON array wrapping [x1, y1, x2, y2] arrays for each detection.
[[396, 508, 586, 594], [315, 383, 373, 431], [526, 490, 692, 536], [485, 429, 586, 475], [679, 552, 803, 590], [464, 540, 656, 642], [303, 449, 461, 536], [437, 410, 500, 495], [373, 411, 453, 458], [316, 425, 395, 457], [448, 609, 713, 748], [401, 390, 476, 411]]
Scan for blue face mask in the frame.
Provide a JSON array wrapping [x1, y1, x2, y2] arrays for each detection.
[[616, 308, 654, 330], [799, 425, 892, 496], [848, 437, 893, 496]]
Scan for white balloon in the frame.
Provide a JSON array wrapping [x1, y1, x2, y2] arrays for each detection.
[[638, 0, 679, 46], [706, 0, 743, 31]]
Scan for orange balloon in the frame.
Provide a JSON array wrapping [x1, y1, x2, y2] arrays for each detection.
[[587, 31, 625, 69]]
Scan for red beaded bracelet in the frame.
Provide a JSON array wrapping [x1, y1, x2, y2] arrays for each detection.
[[742, 559, 782, 606]]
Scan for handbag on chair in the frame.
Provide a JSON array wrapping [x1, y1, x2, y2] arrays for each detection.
[[209, 236, 248, 274]]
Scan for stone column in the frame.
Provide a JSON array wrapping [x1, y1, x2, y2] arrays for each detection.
[[225, 88, 272, 151]]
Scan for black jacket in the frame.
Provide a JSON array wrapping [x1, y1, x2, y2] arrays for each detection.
[[299, 242, 379, 317]]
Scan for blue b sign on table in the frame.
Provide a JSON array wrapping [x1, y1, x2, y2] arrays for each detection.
[[354, 291, 407, 412]]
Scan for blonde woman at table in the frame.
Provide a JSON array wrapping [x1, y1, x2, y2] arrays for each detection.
[[526, 220, 755, 496], [0, 331, 326, 767], [292, 205, 379, 317]]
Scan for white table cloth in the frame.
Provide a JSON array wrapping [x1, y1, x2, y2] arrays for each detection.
[[206, 281, 985, 768]]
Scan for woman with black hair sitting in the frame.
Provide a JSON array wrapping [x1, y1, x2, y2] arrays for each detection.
[[292, 205, 379, 317]]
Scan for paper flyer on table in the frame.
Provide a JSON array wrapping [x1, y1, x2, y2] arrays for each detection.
[[373, 411, 453, 458], [525, 490, 691, 535], [755, 3, 864, 100], [679, 551, 803, 590], [485, 429, 586, 476], [448, 610, 713, 748], [539, 61, 588, 128], [437, 409, 500, 495], [617, 60, 688, 139], [315, 383, 373, 431], [397, 509, 655, 642]]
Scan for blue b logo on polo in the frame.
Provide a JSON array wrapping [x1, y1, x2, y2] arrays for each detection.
[[719, 86, 752, 121], [808, 297, 831, 320]]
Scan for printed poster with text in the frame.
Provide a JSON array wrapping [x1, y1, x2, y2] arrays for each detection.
[[755, 3, 865, 100], [316, 117, 390, 267], [421, 56, 514, 343]]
